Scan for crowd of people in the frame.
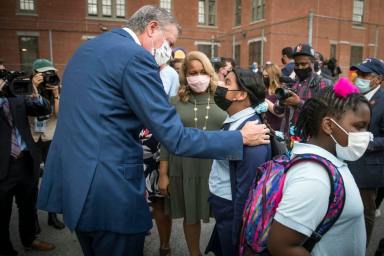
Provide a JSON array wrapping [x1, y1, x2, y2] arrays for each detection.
[[1, 4, 384, 256]]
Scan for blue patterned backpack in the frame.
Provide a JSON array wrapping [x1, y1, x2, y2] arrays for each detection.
[[239, 153, 346, 255]]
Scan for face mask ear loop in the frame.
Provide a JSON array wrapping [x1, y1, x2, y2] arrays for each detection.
[[330, 118, 349, 148], [330, 118, 349, 136]]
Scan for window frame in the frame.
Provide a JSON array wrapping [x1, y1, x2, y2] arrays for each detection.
[[234, 44, 241, 66], [196, 42, 219, 59], [198, 0, 216, 26], [18, 0, 36, 13], [248, 40, 262, 66], [352, 0, 364, 25], [159, 0, 172, 13], [19, 35, 39, 74], [350, 45, 364, 66], [86, 0, 126, 19], [234, 0, 241, 27], [251, 0, 265, 22]]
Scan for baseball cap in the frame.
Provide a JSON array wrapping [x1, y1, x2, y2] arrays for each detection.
[[350, 58, 384, 75], [293, 44, 315, 58], [172, 48, 186, 60], [32, 59, 57, 72]]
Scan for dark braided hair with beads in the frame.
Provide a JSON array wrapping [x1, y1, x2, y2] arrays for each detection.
[[295, 87, 370, 140]]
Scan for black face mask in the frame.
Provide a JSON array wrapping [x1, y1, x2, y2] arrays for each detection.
[[214, 86, 233, 111], [263, 77, 270, 87], [294, 67, 312, 81], [314, 61, 320, 72]]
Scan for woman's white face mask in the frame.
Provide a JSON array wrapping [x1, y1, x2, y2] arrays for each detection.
[[330, 118, 373, 161]]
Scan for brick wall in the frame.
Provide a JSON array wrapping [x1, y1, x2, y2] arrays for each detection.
[[0, 0, 383, 75]]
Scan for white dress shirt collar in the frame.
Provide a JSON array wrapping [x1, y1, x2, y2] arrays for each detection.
[[122, 27, 141, 46]]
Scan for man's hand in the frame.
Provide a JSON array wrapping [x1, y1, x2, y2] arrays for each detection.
[[0, 79, 5, 92], [240, 122, 270, 146], [32, 73, 44, 88], [158, 174, 169, 196], [281, 91, 301, 107], [46, 84, 60, 97]]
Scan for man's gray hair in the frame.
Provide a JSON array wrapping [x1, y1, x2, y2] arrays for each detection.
[[125, 5, 181, 34]]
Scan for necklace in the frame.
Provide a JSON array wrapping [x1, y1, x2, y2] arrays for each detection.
[[193, 96, 211, 130]]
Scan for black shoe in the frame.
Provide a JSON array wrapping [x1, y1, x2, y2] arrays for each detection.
[[48, 213, 65, 229]]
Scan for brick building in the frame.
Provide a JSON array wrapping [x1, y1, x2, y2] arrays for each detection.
[[0, 0, 383, 75]]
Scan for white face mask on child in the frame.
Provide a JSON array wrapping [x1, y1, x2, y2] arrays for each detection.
[[330, 118, 373, 161]]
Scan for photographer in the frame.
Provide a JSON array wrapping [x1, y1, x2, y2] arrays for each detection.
[[0, 64, 55, 256], [273, 44, 329, 138], [30, 59, 65, 231]]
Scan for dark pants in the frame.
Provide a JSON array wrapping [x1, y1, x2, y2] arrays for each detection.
[[0, 153, 37, 256], [376, 187, 384, 209], [360, 188, 377, 246], [206, 194, 235, 256], [76, 230, 146, 256]]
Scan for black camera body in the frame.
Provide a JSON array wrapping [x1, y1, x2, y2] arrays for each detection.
[[42, 71, 60, 86], [275, 76, 297, 101], [0, 70, 33, 97], [275, 88, 297, 101]]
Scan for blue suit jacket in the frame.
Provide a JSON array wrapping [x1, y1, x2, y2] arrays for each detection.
[[349, 88, 384, 188], [37, 28, 243, 234], [229, 114, 272, 246]]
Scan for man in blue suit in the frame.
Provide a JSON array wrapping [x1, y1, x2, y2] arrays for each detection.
[[37, 5, 270, 256], [348, 58, 384, 246]]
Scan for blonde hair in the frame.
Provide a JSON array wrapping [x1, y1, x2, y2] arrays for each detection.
[[178, 51, 218, 102], [264, 63, 281, 95]]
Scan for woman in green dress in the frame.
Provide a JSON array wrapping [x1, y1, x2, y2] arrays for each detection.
[[158, 51, 227, 256]]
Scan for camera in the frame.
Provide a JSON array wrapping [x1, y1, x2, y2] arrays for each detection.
[[41, 70, 60, 86], [0, 70, 33, 97], [275, 88, 295, 101], [275, 76, 297, 101]]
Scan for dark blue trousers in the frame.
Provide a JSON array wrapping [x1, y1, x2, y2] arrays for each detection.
[[76, 230, 146, 256], [206, 194, 235, 256]]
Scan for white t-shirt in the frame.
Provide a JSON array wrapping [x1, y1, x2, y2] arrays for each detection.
[[274, 142, 366, 256], [160, 65, 179, 97]]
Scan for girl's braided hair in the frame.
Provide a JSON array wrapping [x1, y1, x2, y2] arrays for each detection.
[[295, 87, 369, 140]]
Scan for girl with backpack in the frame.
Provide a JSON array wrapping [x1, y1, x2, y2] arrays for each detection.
[[240, 78, 372, 255]]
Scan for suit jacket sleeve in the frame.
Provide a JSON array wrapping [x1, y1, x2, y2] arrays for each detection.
[[25, 96, 51, 117], [121, 53, 243, 160], [367, 116, 384, 152]]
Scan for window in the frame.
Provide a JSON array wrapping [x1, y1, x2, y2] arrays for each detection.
[[116, 0, 125, 17], [252, 0, 265, 22], [249, 41, 262, 66], [234, 44, 241, 66], [198, 0, 216, 26], [330, 44, 337, 59], [88, 0, 98, 16], [87, 0, 125, 18], [234, 0, 241, 26], [160, 0, 172, 13], [197, 44, 218, 59], [102, 0, 112, 17], [19, 36, 39, 74], [350, 46, 363, 66], [352, 0, 364, 24], [19, 0, 35, 12]]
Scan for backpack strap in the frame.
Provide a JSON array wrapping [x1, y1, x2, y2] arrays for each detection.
[[285, 154, 346, 252]]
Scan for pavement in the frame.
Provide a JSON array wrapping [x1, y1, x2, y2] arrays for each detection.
[[9, 203, 384, 255]]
